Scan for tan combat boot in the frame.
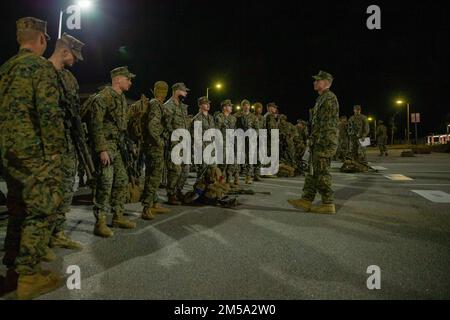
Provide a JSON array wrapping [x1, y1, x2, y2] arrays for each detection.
[[152, 202, 171, 214], [41, 246, 57, 262], [94, 213, 114, 238], [50, 231, 83, 250], [112, 212, 137, 229], [141, 206, 155, 220], [310, 204, 336, 214], [253, 175, 262, 182], [287, 198, 312, 212], [245, 176, 253, 184], [16, 270, 62, 300]]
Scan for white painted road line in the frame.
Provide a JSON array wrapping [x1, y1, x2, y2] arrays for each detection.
[[411, 190, 450, 203], [384, 174, 413, 181], [371, 166, 387, 171]]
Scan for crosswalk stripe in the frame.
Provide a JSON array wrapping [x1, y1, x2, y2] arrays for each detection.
[[384, 174, 413, 181], [411, 190, 450, 203], [371, 166, 387, 171]]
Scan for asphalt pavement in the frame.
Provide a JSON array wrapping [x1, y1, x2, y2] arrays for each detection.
[[1, 148, 449, 299]]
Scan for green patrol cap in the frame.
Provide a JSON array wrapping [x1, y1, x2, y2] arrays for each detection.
[[221, 99, 233, 108], [16, 17, 50, 40], [254, 102, 263, 110], [172, 82, 190, 92], [241, 99, 250, 106], [267, 102, 278, 109], [198, 96, 211, 105], [110, 66, 136, 79], [59, 32, 85, 61], [312, 70, 334, 81]]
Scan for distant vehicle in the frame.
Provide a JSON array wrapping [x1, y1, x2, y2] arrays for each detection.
[[427, 134, 450, 145]]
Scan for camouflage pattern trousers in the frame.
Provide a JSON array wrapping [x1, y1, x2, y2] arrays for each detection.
[[242, 142, 255, 177], [53, 141, 76, 234], [166, 154, 189, 198], [218, 145, 239, 181], [350, 135, 367, 162], [336, 137, 349, 160], [1, 155, 63, 275], [93, 142, 128, 217], [141, 144, 164, 208], [302, 154, 334, 204], [378, 139, 387, 154]]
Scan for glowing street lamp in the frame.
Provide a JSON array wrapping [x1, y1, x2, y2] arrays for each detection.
[[77, 0, 93, 9], [206, 82, 223, 99], [396, 99, 411, 145]]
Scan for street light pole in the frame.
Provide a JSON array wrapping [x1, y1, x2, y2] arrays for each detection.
[[374, 119, 377, 142], [407, 103, 410, 145], [58, 10, 63, 39], [206, 83, 222, 100]]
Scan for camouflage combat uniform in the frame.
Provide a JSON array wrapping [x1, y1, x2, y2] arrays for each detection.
[[376, 123, 388, 156], [264, 110, 279, 158], [191, 110, 215, 178], [294, 121, 308, 163], [91, 86, 131, 218], [264, 112, 279, 131], [279, 116, 296, 166], [253, 112, 265, 178], [0, 48, 65, 275], [302, 89, 339, 204], [348, 113, 370, 162], [236, 111, 258, 178], [53, 68, 79, 234], [215, 111, 238, 183], [164, 97, 190, 198], [336, 119, 349, 160], [141, 97, 167, 208]]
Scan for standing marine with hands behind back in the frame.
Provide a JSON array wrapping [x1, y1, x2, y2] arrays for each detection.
[[288, 70, 339, 214]]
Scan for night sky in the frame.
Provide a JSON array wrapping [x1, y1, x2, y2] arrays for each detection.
[[1, 0, 449, 140]]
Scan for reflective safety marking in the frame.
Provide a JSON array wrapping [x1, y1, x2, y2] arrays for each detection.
[[411, 190, 450, 203], [371, 166, 387, 171], [384, 174, 413, 181]]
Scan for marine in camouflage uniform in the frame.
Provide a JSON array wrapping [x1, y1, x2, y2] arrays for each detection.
[[236, 99, 258, 184], [215, 99, 239, 186], [140, 81, 171, 220], [253, 102, 265, 181], [288, 71, 339, 214], [0, 17, 65, 298], [336, 115, 349, 161], [294, 119, 308, 173], [348, 105, 370, 163], [279, 114, 296, 167], [376, 120, 388, 156], [263, 102, 279, 176], [191, 96, 215, 179], [48, 33, 85, 250], [264, 102, 279, 132], [91, 66, 137, 237], [164, 82, 191, 205], [294, 119, 308, 159]]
